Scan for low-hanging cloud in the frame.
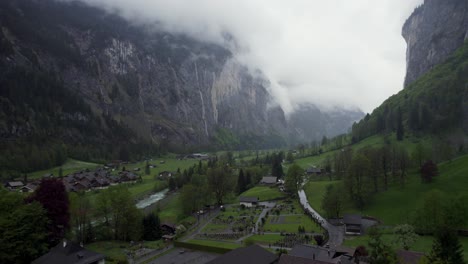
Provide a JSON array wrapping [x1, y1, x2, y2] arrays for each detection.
[[63, 0, 423, 113]]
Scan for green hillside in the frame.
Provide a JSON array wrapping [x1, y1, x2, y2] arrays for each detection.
[[351, 41, 468, 145]]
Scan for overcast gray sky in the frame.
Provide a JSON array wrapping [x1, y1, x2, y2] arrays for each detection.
[[68, 0, 423, 113]]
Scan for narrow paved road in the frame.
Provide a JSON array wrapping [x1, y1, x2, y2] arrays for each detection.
[[298, 190, 344, 248]]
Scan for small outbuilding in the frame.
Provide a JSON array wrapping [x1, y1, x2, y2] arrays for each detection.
[[260, 176, 278, 185], [32, 240, 105, 264], [343, 214, 362, 235], [239, 196, 259, 207], [5, 181, 24, 190]]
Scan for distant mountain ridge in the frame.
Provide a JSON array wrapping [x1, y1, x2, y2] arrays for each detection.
[[0, 0, 362, 158]]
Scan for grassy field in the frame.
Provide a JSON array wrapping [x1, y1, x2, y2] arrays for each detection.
[[185, 239, 241, 249], [248, 234, 284, 244], [303, 180, 341, 216], [294, 134, 435, 170], [343, 234, 468, 261], [302, 155, 468, 227], [239, 186, 285, 201], [86, 240, 164, 263], [158, 193, 185, 223], [349, 155, 468, 225]]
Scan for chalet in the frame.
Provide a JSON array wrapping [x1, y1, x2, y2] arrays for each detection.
[[20, 183, 37, 193], [32, 240, 105, 264], [119, 171, 139, 182], [306, 167, 322, 175], [5, 181, 24, 190], [260, 176, 277, 185], [343, 214, 362, 235], [158, 171, 173, 179], [239, 196, 259, 207], [207, 244, 277, 264], [187, 153, 210, 160]]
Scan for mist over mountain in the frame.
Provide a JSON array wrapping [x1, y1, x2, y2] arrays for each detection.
[[0, 0, 365, 166]]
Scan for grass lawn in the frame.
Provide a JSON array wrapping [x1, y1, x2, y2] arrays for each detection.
[[347, 155, 468, 225], [294, 134, 434, 170], [239, 186, 285, 201], [158, 193, 185, 223], [303, 155, 468, 227], [303, 180, 341, 216], [343, 234, 468, 261], [248, 234, 284, 244], [186, 239, 241, 250], [86, 240, 164, 263]]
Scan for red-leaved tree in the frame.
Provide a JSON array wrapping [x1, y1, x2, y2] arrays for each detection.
[[420, 160, 438, 183], [27, 178, 70, 245]]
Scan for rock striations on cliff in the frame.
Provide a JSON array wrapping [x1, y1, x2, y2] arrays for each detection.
[[402, 0, 468, 87], [0, 0, 362, 153]]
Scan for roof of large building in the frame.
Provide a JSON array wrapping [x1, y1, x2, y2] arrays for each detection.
[[239, 196, 259, 203], [343, 214, 362, 225], [207, 245, 277, 264], [260, 176, 278, 184], [396, 250, 425, 264], [289, 245, 342, 263], [7, 181, 24, 187], [32, 241, 105, 264], [279, 254, 331, 264]]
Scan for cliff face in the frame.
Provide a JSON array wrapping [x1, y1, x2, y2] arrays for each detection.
[[0, 0, 362, 152], [402, 0, 468, 87], [0, 0, 290, 149]]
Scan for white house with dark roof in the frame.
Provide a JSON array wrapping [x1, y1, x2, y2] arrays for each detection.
[[239, 196, 259, 207]]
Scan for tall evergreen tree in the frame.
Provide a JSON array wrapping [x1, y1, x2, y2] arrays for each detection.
[[236, 169, 246, 194], [429, 228, 465, 264], [396, 107, 404, 141], [142, 213, 162, 241], [145, 161, 150, 175]]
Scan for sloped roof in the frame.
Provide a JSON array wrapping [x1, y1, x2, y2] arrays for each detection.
[[239, 196, 259, 203], [397, 250, 425, 264], [261, 176, 278, 184], [279, 254, 331, 264], [32, 241, 105, 264], [207, 245, 277, 264], [343, 214, 362, 225], [7, 181, 24, 187], [289, 245, 337, 263]]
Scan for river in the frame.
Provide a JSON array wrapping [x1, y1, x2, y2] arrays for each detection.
[[136, 188, 169, 209]]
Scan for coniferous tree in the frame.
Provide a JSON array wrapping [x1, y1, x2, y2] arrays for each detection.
[[145, 161, 150, 175], [236, 169, 246, 194], [396, 107, 404, 141], [429, 228, 465, 264], [142, 213, 162, 241]]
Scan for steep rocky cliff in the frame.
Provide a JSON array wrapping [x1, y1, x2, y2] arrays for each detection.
[[403, 0, 468, 87], [0, 0, 361, 158]]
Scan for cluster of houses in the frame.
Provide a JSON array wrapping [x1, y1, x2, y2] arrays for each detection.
[[62, 169, 140, 192], [3, 168, 141, 193]]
